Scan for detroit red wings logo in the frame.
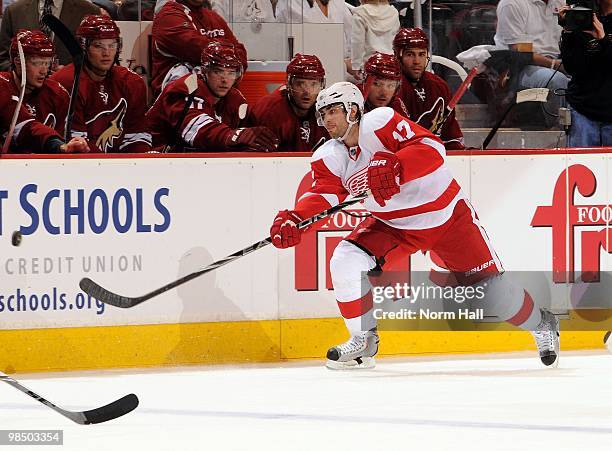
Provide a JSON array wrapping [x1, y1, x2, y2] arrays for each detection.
[[346, 166, 368, 195], [86, 98, 127, 152]]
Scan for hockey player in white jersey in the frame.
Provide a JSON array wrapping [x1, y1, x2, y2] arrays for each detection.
[[269, 82, 560, 370]]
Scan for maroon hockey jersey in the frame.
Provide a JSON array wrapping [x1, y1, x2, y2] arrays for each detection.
[[50, 64, 151, 153], [146, 74, 250, 151], [0, 72, 69, 135], [0, 75, 62, 153], [151, 0, 248, 95], [250, 86, 328, 152], [397, 71, 465, 150]]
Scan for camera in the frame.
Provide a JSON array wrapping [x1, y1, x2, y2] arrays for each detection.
[[558, 0, 599, 32]]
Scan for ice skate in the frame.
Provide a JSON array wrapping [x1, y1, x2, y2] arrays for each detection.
[[604, 331, 611, 352], [531, 309, 559, 368], [326, 328, 379, 370]]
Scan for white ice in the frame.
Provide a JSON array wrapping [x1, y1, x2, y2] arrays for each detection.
[[2, 351, 612, 451]]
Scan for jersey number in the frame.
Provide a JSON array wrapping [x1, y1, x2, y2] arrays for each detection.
[[391, 120, 415, 143]]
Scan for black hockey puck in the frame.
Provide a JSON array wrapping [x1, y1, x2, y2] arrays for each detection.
[[11, 230, 22, 247]]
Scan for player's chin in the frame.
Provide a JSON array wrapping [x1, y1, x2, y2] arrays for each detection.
[[373, 98, 390, 107], [213, 87, 231, 97], [296, 98, 315, 110]]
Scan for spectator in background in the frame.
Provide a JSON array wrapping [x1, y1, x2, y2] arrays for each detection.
[[348, 0, 399, 81], [560, 0, 612, 146], [147, 41, 278, 152], [51, 15, 152, 153], [154, 0, 276, 21], [250, 54, 328, 152], [494, 0, 569, 128], [151, 0, 248, 96], [93, 0, 119, 19], [0, 30, 69, 136], [0, 0, 100, 71], [361, 52, 408, 116], [277, 0, 353, 72], [393, 28, 465, 150]]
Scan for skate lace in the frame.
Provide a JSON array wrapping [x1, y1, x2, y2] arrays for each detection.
[[337, 334, 366, 354], [533, 325, 554, 352]]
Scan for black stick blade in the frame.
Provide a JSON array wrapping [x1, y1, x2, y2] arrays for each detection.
[[80, 277, 136, 308], [41, 15, 83, 59], [80, 393, 139, 425]]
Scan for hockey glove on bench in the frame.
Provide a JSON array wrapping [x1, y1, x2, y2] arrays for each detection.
[[226, 126, 279, 152]]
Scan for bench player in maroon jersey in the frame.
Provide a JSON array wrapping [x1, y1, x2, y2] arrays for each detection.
[[250, 54, 328, 152], [1, 30, 69, 136], [151, 0, 248, 96], [361, 52, 409, 117], [147, 40, 278, 152], [393, 28, 465, 150], [51, 15, 152, 153]]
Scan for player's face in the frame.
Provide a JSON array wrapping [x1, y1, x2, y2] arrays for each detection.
[[318, 104, 349, 139], [288, 77, 324, 110], [400, 48, 428, 81], [206, 66, 240, 98], [87, 39, 118, 73], [16, 56, 52, 90], [366, 77, 400, 107]]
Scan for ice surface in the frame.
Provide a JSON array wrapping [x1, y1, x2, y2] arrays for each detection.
[[2, 351, 612, 450]]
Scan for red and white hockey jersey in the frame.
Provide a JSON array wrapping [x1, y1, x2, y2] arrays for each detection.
[[151, 0, 248, 94], [0, 74, 62, 153], [146, 74, 249, 151], [294, 107, 464, 230], [50, 64, 152, 153], [249, 86, 328, 152], [397, 71, 465, 150], [0, 72, 69, 135]]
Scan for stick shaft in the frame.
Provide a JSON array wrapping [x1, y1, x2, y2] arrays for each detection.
[[430, 67, 478, 135], [1, 41, 26, 154]]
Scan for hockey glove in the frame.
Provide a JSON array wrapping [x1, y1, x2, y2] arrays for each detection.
[[270, 210, 303, 249], [368, 151, 401, 207], [226, 126, 279, 152]]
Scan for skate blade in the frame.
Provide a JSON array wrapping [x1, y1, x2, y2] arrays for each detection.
[[540, 351, 559, 368], [326, 357, 375, 370]]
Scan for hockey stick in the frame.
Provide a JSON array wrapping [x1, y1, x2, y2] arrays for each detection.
[[430, 66, 478, 136], [481, 87, 549, 150], [166, 73, 199, 152], [42, 14, 83, 142], [80, 192, 369, 308], [1, 40, 26, 154], [0, 372, 138, 424]]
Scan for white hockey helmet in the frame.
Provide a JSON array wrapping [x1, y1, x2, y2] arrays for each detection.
[[315, 82, 364, 142], [315, 82, 364, 126]]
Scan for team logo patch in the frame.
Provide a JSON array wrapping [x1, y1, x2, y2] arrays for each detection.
[[300, 121, 311, 143], [86, 98, 128, 152], [346, 166, 368, 195]]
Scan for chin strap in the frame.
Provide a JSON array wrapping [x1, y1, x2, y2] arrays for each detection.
[[337, 111, 359, 143]]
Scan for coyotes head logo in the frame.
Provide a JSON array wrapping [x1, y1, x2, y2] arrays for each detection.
[[86, 98, 127, 152]]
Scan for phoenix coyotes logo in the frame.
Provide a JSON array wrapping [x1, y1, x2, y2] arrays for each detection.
[[300, 121, 311, 143], [416, 97, 445, 133], [86, 98, 127, 152], [415, 87, 426, 102]]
